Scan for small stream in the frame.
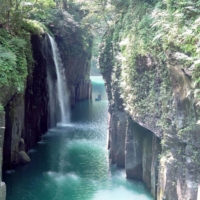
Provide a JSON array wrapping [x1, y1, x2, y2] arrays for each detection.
[[3, 76, 153, 200]]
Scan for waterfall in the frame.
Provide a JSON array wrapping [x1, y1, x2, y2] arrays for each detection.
[[46, 34, 70, 126]]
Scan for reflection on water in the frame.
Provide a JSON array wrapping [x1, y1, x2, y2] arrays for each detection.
[[3, 76, 153, 200]]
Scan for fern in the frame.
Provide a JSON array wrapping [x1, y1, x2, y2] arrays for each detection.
[[0, 46, 16, 63], [9, 38, 26, 48]]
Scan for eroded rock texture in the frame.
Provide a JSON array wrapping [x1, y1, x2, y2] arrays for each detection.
[[100, 8, 200, 198], [3, 35, 48, 170], [108, 107, 161, 199], [2, 29, 92, 170], [48, 13, 93, 108]]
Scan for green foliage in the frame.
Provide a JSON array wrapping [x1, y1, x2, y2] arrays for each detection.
[[0, 0, 93, 110], [21, 20, 46, 34], [0, 29, 28, 91], [73, 0, 117, 76], [150, 0, 200, 88], [0, 0, 56, 32], [193, 63, 200, 87], [0, 104, 3, 112], [100, 1, 200, 188], [99, 0, 200, 120], [70, 0, 117, 36], [37, 0, 56, 7], [29, 6, 56, 24]]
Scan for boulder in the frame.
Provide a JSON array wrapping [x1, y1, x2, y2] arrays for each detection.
[[18, 151, 31, 164]]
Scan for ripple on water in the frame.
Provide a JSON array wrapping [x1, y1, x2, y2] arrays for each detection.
[[56, 123, 74, 127], [67, 139, 104, 149], [92, 186, 154, 200], [28, 149, 37, 154], [3, 76, 153, 200], [37, 140, 46, 145], [5, 170, 15, 174], [45, 171, 80, 183]]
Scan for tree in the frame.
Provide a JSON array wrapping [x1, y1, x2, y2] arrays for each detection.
[[67, 0, 117, 74], [0, 0, 56, 31]]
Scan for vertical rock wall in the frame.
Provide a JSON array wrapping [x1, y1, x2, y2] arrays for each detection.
[[3, 94, 25, 169], [0, 112, 6, 200], [103, 62, 200, 199], [55, 36, 93, 108], [3, 35, 48, 170], [125, 118, 143, 180], [108, 108, 161, 198], [100, 10, 200, 198], [151, 135, 161, 198], [24, 35, 49, 150], [1, 9, 92, 200], [2, 31, 92, 170]]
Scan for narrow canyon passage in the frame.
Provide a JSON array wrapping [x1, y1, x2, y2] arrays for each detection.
[[3, 76, 153, 200]]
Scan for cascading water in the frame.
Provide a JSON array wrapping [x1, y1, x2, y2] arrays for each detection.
[[47, 34, 70, 126]]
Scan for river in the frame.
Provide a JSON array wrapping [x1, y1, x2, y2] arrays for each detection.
[[3, 76, 153, 200]]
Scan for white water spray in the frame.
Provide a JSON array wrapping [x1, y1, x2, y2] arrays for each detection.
[[48, 34, 70, 125]]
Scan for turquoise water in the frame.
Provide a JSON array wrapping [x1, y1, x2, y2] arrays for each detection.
[[3, 76, 153, 200]]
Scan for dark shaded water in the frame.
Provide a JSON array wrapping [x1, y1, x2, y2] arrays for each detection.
[[3, 76, 153, 200]]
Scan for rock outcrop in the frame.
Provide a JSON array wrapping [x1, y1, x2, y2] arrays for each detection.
[[107, 108, 161, 198], [99, 1, 200, 199], [18, 151, 31, 164], [0, 4, 91, 200], [2, 34, 49, 170], [2, 12, 92, 170], [0, 112, 6, 200]]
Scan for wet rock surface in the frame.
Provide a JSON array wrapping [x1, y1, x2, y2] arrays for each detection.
[[18, 151, 31, 164], [2, 26, 92, 170], [0, 113, 6, 200], [100, 25, 200, 200]]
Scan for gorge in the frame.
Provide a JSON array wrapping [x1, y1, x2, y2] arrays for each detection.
[[0, 0, 200, 200], [3, 76, 153, 200]]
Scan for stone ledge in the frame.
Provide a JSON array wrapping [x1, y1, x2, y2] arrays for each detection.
[[0, 182, 6, 200]]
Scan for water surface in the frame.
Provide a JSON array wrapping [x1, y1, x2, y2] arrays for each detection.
[[3, 76, 153, 200]]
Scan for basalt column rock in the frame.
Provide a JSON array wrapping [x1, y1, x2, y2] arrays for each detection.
[[108, 111, 161, 197], [74, 80, 92, 103], [116, 112, 127, 167], [142, 134, 153, 189], [3, 94, 24, 169], [0, 112, 6, 200], [24, 34, 48, 150], [108, 110, 126, 167], [109, 112, 118, 164], [125, 118, 143, 180], [52, 23, 93, 108], [151, 135, 161, 198], [142, 133, 161, 198], [3, 34, 49, 170], [157, 138, 200, 200]]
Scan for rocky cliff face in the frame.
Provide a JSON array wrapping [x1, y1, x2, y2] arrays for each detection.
[[99, 1, 200, 199], [2, 34, 49, 170], [0, 112, 6, 200], [2, 19, 92, 170], [106, 92, 161, 199], [57, 38, 92, 108], [47, 10, 93, 108]]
